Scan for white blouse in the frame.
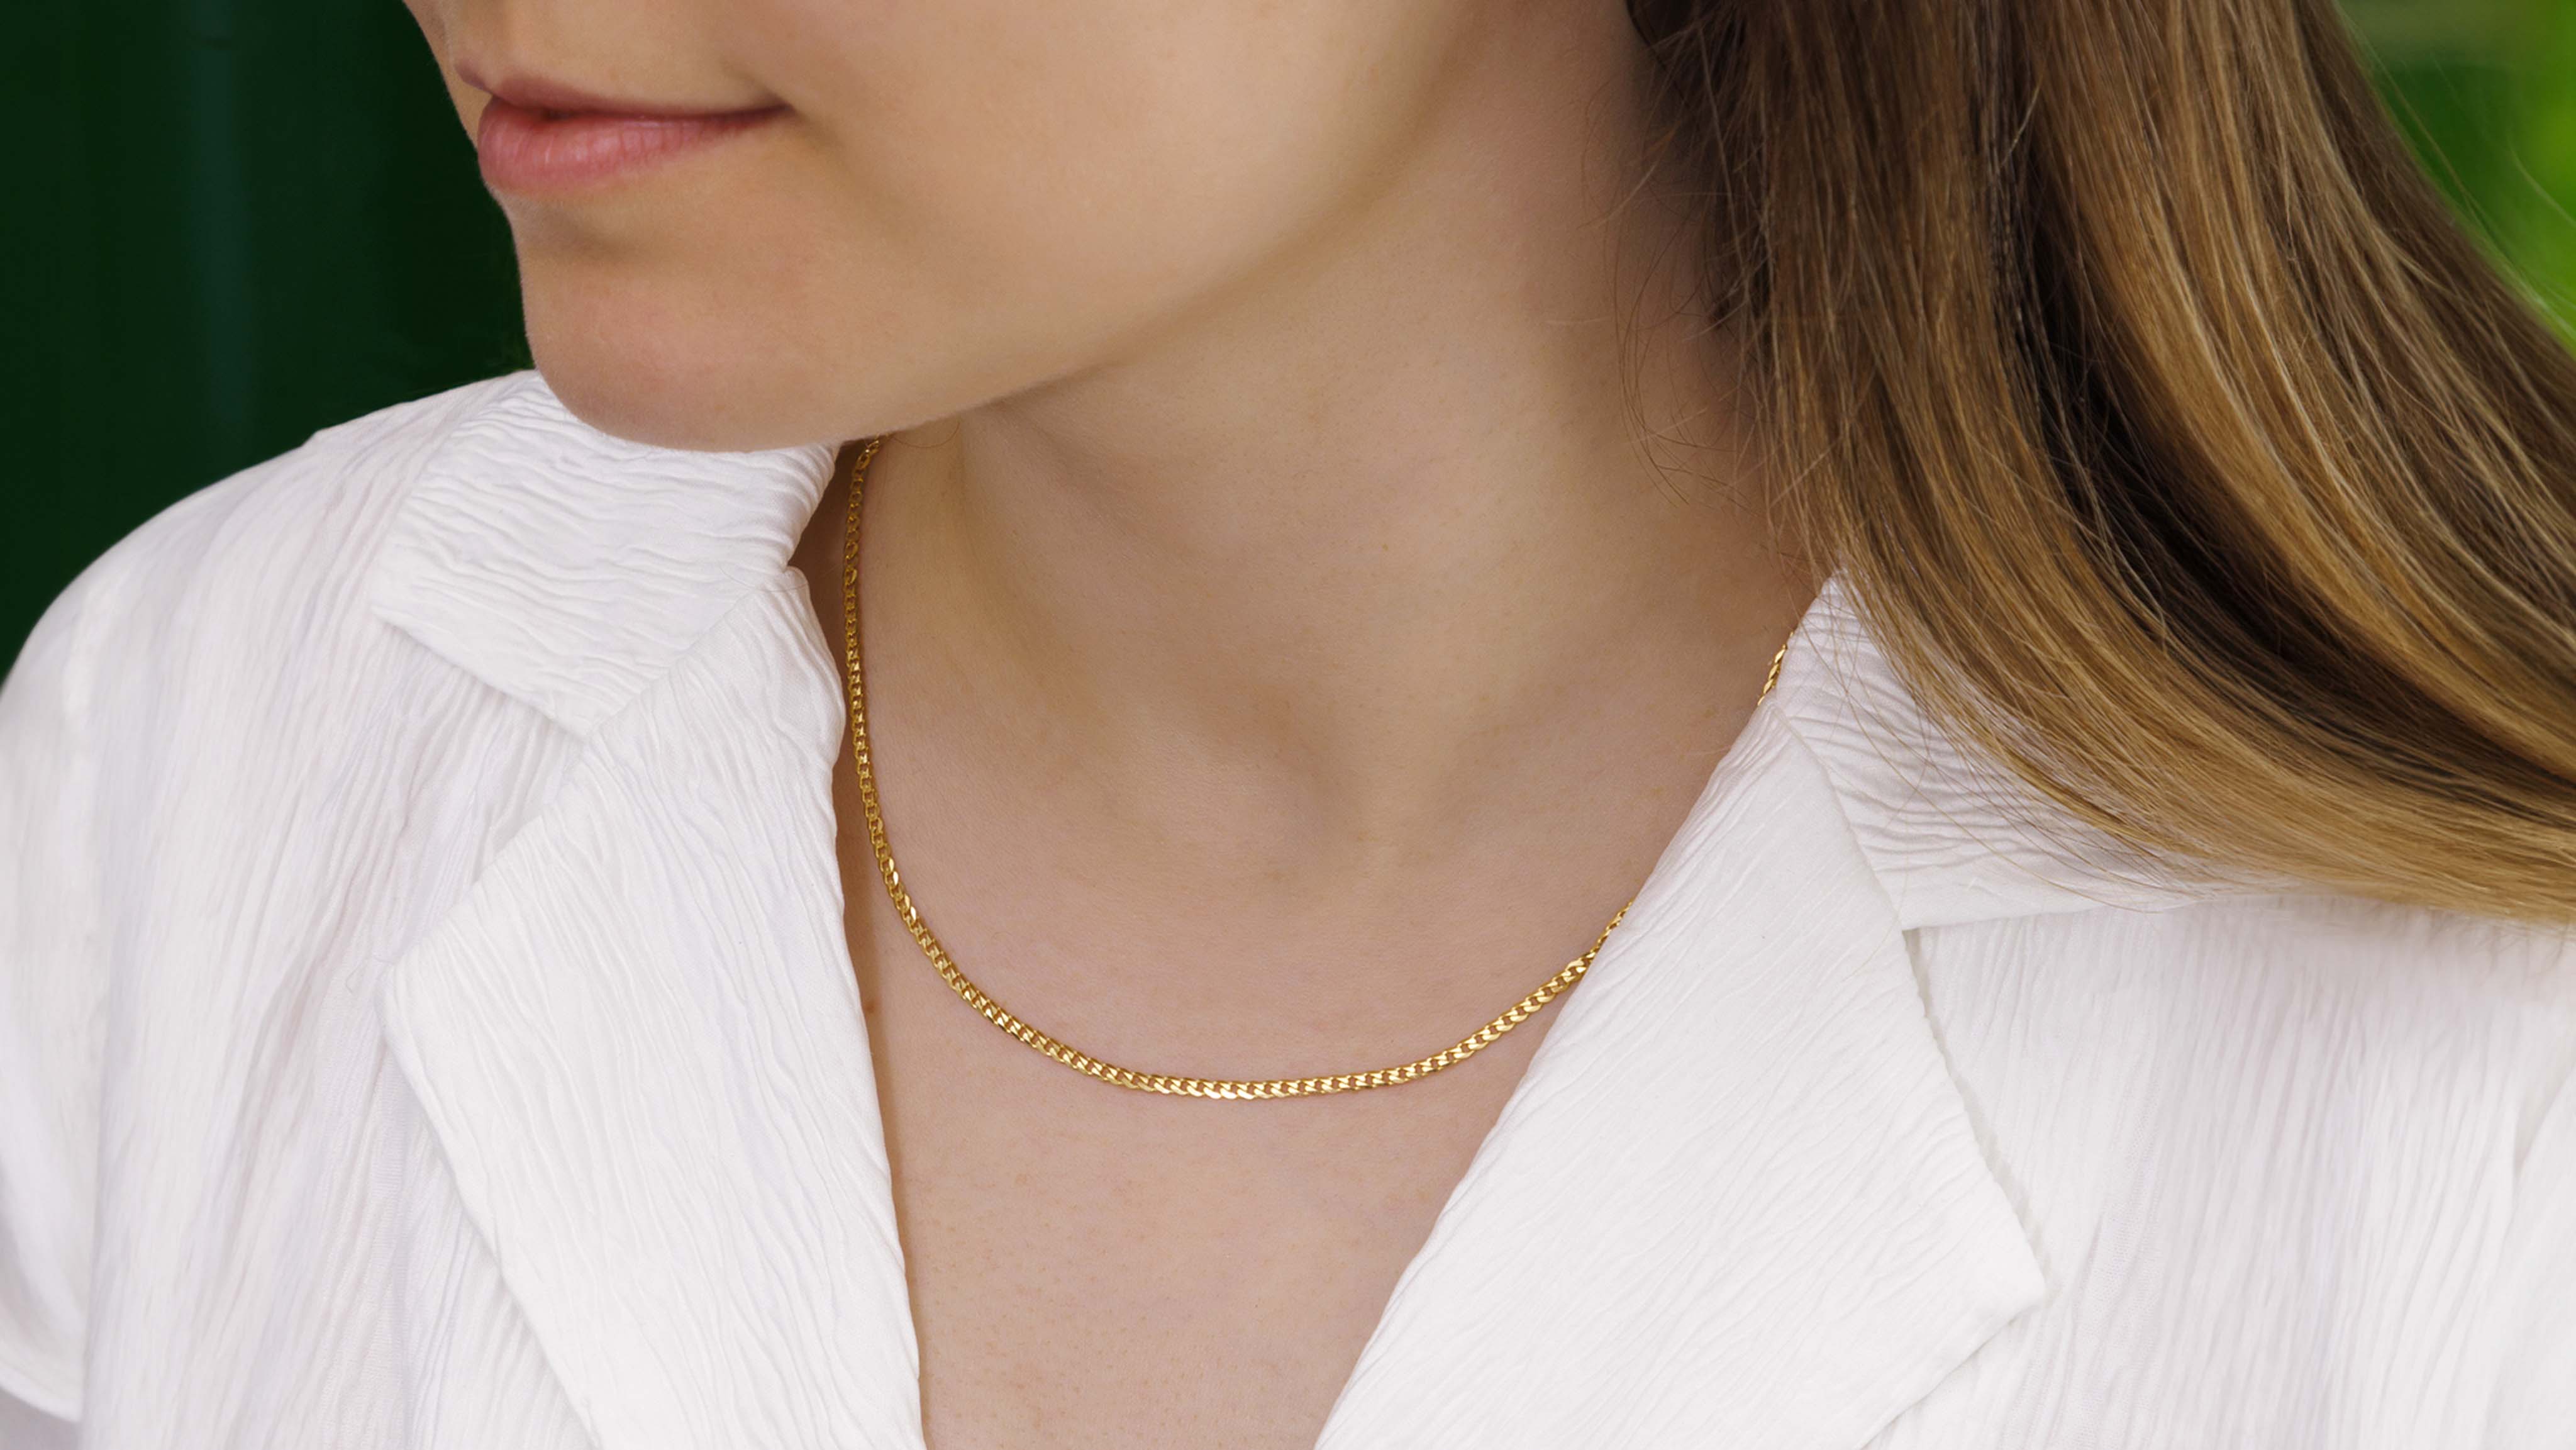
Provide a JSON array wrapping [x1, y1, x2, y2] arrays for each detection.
[[3, 369, 2572, 1450]]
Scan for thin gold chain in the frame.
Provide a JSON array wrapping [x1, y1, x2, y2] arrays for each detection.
[[836, 435, 1788, 1100]]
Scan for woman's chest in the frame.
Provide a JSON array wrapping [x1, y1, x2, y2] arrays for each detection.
[[853, 923, 1553, 1450]]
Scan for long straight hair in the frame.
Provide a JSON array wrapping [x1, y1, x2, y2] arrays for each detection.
[[1626, 0, 2576, 922]]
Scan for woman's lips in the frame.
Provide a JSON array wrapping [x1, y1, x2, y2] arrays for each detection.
[[474, 96, 786, 196]]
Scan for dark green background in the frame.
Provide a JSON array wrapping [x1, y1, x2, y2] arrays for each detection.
[[8, 0, 2575, 673]]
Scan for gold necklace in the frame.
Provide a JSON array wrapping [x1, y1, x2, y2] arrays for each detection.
[[835, 435, 1787, 1100]]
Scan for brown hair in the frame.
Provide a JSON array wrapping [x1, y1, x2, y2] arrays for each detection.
[[1625, 0, 2576, 921]]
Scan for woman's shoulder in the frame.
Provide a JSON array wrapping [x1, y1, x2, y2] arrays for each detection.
[[0, 371, 553, 969], [2, 374, 560, 834], [2, 362, 840, 845]]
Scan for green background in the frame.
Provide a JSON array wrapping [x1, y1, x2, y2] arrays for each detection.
[[8, 1, 2576, 672]]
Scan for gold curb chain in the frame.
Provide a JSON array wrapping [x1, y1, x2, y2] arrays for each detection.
[[836, 435, 1787, 1099]]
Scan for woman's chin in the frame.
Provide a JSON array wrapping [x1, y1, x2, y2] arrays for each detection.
[[513, 247, 888, 452], [526, 323, 828, 454]]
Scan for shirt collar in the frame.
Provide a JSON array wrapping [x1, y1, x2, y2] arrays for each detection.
[[369, 370, 839, 735]]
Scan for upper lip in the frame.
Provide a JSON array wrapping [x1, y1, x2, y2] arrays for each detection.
[[457, 60, 772, 118]]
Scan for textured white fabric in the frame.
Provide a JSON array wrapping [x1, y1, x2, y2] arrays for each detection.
[[3, 369, 2572, 1449]]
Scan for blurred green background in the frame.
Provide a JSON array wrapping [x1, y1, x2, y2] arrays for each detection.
[[6, 1, 2576, 672]]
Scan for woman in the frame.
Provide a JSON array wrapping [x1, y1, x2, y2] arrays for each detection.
[[4, 0, 2573, 1444]]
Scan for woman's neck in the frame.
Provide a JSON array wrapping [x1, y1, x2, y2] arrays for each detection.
[[796, 8, 1813, 917]]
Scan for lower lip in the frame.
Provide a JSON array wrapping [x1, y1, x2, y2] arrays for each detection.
[[475, 98, 786, 195]]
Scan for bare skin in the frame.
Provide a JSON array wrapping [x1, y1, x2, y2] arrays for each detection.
[[406, 0, 1816, 1442], [783, 431, 1799, 1446]]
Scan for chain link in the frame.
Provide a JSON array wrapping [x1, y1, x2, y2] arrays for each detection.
[[837, 435, 1784, 1099]]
